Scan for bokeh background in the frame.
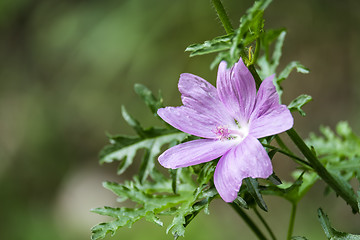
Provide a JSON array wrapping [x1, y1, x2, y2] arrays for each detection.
[[1, 0, 360, 239]]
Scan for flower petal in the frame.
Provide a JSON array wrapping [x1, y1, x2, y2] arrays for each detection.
[[158, 106, 219, 138], [214, 136, 272, 202], [158, 139, 236, 169], [179, 73, 234, 126], [158, 73, 236, 138], [216, 59, 256, 124], [249, 75, 293, 138]]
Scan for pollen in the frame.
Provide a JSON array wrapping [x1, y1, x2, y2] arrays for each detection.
[[213, 126, 231, 140]]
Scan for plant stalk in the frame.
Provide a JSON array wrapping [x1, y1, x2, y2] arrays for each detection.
[[254, 207, 277, 240], [211, 0, 234, 34], [286, 203, 297, 240], [286, 128, 359, 213], [250, 62, 359, 213], [230, 203, 268, 240]]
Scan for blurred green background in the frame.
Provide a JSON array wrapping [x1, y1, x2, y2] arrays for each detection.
[[1, 0, 359, 239]]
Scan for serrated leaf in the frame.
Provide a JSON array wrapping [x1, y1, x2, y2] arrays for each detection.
[[91, 180, 194, 240], [306, 122, 360, 196], [292, 237, 309, 240], [278, 61, 309, 84], [261, 28, 286, 59], [186, 0, 273, 68], [121, 105, 146, 137], [245, 178, 268, 211], [166, 185, 217, 238], [318, 208, 360, 240], [170, 168, 180, 194], [197, 161, 216, 186], [134, 83, 163, 116], [100, 129, 188, 175], [185, 34, 233, 57], [288, 94, 312, 116]]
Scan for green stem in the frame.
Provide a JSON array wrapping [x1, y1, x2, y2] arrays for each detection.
[[248, 64, 262, 88], [248, 62, 359, 213], [211, 0, 234, 34], [251, 38, 261, 65], [274, 135, 293, 155], [286, 203, 297, 240], [230, 203, 268, 240], [262, 144, 312, 169], [254, 207, 277, 240], [286, 128, 359, 213]]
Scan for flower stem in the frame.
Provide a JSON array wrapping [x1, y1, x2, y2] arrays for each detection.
[[211, 0, 234, 34], [249, 62, 359, 213], [274, 135, 292, 155], [286, 203, 297, 240], [230, 202, 268, 240], [262, 144, 311, 169], [286, 128, 359, 213], [254, 207, 277, 240]]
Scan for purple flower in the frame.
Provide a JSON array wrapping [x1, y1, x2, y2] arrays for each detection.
[[157, 58, 293, 202]]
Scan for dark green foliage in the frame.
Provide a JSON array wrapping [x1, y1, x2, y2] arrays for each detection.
[[244, 178, 268, 211], [318, 208, 360, 240], [92, 85, 219, 240]]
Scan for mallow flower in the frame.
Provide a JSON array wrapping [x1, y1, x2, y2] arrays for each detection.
[[157, 58, 293, 202]]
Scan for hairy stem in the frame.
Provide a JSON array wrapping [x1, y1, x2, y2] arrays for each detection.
[[211, 0, 234, 34], [286, 128, 359, 213], [254, 207, 277, 240], [230, 203, 268, 240], [248, 63, 359, 213], [286, 203, 297, 240]]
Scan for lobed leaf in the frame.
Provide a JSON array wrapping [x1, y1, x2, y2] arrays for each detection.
[[185, 34, 233, 57], [134, 83, 163, 116], [100, 129, 188, 175], [318, 208, 360, 239], [307, 122, 360, 208], [288, 94, 313, 116]]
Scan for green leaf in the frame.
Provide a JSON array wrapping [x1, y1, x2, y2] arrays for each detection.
[[278, 61, 309, 84], [292, 237, 309, 240], [268, 173, 282, 185], [307, 122, 360, 188], [186, 0, 273, 68], [318, 208, 360, 239], [234, 196, 249, 209], [100, 129, 188, 175], [288, 94, 313, 116], [262, 173, 317, 203], [257, 30, 286, 78], [121, 105, 146, 137], [197, 161, 216, 186], [134, 83, 163, 116], [261, 28, 286, 59], [185, 34, 233, 57], [91, 180, 194, 240], [244, 178, 268, 211]]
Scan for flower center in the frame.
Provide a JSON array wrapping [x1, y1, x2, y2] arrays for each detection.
[[213, 126, 231, 140], [213, 124, 248, 141]]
